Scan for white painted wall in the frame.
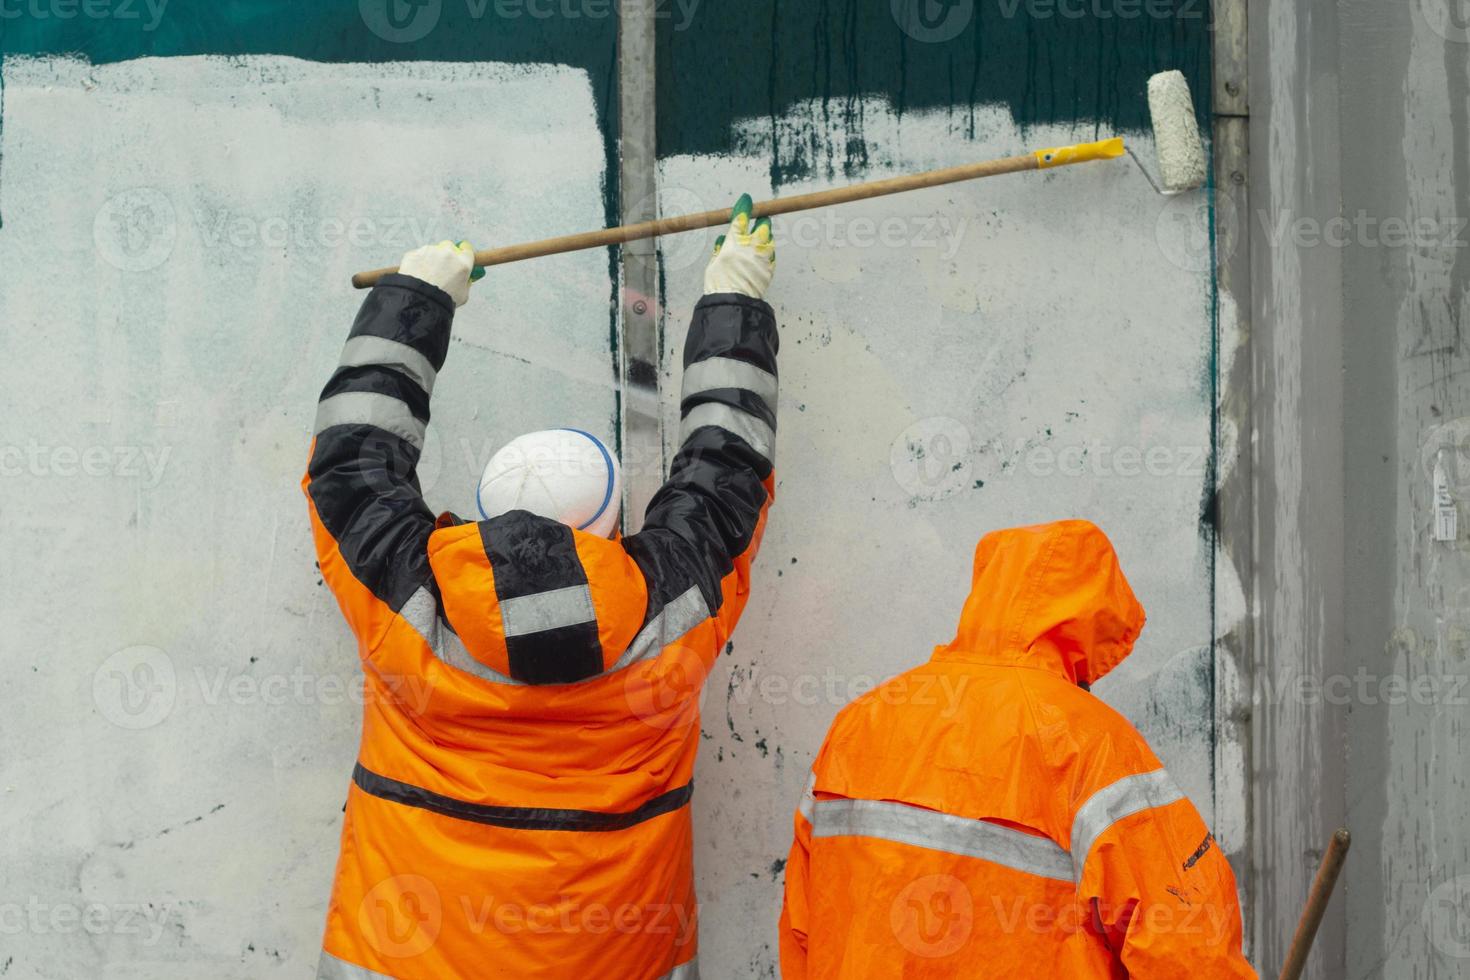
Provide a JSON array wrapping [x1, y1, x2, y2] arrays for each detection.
[[0, 57, 1231, 979], [0, 56, 617, 978], [659, 102, 1228, 975]]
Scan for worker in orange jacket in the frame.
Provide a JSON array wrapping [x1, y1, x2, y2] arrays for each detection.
[[304, 196, 776, 979], [779, 519, 1257, 978]]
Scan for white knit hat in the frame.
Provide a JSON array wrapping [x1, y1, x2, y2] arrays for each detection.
[[476, 429, 622, 538]]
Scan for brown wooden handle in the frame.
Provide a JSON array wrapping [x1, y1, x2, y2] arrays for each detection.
[[1278, 829, 1351, 980], [350, 152, 1043, 289]]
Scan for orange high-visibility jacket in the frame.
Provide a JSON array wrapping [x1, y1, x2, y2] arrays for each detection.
[[779, 520, 1256, 979], [303, 274, 778, 979]]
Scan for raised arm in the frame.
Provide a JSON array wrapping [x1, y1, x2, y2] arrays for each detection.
[[414, 200, 778, 691], [623, 196, 780, 648], [302, 242, 478, 651]]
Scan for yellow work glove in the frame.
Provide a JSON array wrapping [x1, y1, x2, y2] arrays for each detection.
[[704, 194, 776, 300], [398, 240, 485, 308]]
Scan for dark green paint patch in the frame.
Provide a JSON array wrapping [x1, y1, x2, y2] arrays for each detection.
[[657, 0, 1211, 186], [0, 1, 618, 81]]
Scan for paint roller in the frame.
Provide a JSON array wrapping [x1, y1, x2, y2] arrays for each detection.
[[350, 70, 1207, 289], [1133, 68, 1210, 195]]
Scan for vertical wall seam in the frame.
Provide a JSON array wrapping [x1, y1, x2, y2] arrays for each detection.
[[1212, 0, 1256, 960], [617, 0, 663, 533]]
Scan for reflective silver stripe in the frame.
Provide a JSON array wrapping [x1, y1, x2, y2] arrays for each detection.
[[608, 585, 710, 673], [339, 336, 439, 394], [394, 586, 525, 687], [659, 958, 699, 980], [499, 584, 596, 638], [397, 583, 706, 688], [318, 950, 396, 979], [682, 356, 778, 408], [1070, 769, 1185, 883], [434, 626, 523, 686], [397, 586, 439, 644], [796, 771, 816, 823], [813, 798, 1073, 883], [680, 402, 775, 462], [320, 946, 689, 980], [314, 391, 426, 450]]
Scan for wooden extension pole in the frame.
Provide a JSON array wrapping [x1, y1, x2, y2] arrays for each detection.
[[1278, 829, 1352, 980], [351, 137, 1125, 289]]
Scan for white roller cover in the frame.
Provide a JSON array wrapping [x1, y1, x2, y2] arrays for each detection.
[[1147, 70, 1208, 193]]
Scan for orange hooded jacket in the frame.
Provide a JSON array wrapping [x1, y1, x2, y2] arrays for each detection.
[[303, 274, 778, 979], [779, 520, 1256, 979]]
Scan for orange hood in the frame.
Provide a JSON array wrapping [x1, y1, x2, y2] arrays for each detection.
[[936, 520, 1145, 685]]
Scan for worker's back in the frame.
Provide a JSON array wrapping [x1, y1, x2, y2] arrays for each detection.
[[304, 213, 780, 980], [779, 520, 1257, 979]]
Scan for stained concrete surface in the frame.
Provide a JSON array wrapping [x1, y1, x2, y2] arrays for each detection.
[[661, 102, 1227, 975], [1249, 0, 1470, 975], [0, 56, 618, 979]]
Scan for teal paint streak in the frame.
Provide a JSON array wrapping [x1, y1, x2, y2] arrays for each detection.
[[0, 0, 623, 397], [657, 0, 1211, 186], [0, 1, 616, 77]]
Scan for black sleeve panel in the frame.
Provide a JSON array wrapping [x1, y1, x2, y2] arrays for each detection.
[[306, 275, 455, 616], [309, 427, 436, 613], [347, 273, 455, 368], [679, 385, 778, 431], [681, 292, 780, 373], [625, 292, 779, 624], [319, 365, 432, 422]]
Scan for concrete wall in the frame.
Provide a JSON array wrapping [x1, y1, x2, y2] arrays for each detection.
[[1339, 0, 1470, 975], [1249, 0, 1470, 975], [654, 8, 1233, 973], [660, 107, 1228, 973], [0, 52, 622, 979], [1246, 0, 1349, 973], [0, 3, 1237, 977]]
